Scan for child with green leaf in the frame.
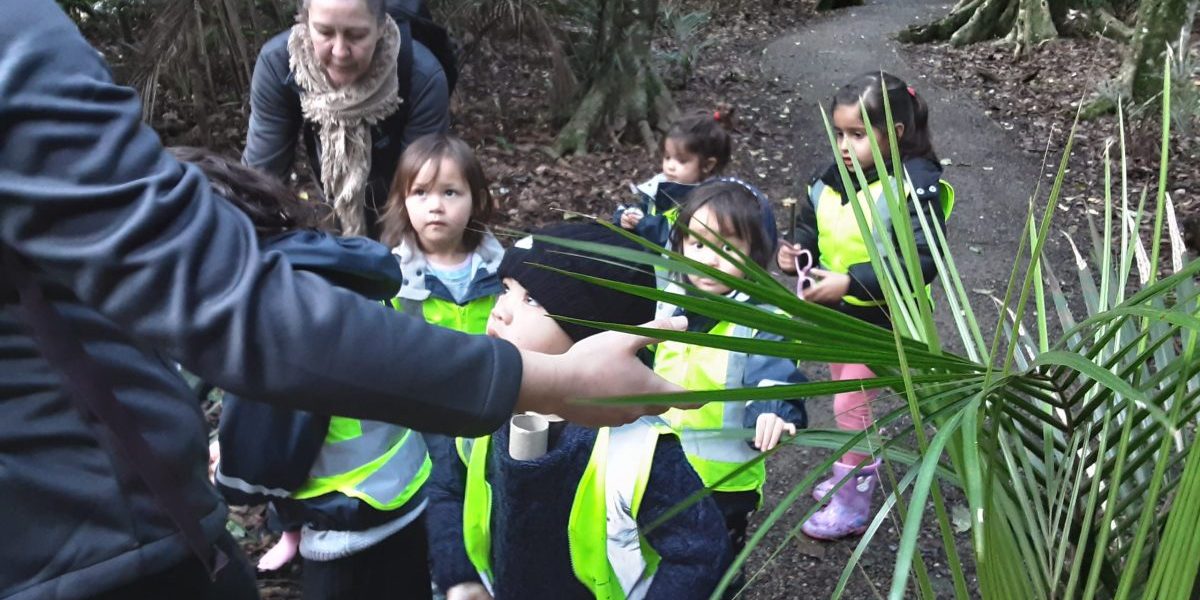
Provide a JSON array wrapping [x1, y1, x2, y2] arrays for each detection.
[[776, 71, 951, 540]]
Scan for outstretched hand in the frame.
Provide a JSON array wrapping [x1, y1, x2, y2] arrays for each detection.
[[516, 316, 690, 427]]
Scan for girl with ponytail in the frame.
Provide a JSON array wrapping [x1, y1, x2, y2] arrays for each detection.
[[777, 71, 952, 540]]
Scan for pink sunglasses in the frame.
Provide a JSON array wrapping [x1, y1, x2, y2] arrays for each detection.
[[794, 248, 815, 300]]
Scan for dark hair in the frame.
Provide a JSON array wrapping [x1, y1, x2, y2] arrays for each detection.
[[830, 71, 938, 164], [168, 146, 329, 238], [670, 181, 772, 269], [379, 133, 495, 251], [664, 108, 734, 175], [298, 0, 387, 23]]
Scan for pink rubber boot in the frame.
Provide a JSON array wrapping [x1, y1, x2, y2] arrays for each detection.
[[801, 460, 879, 540], [812, 473, 836, 501]]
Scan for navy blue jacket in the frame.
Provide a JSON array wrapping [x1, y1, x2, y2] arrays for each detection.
[[612, 175, 700, 248], [426, 425, 732, 598], [0, 3, 519, 598]]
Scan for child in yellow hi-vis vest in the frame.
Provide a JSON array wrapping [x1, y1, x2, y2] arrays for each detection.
[[379, 132, 503, 332], [653, 181, 808, 595], [237, 132, 505, 580], [425, 222, 731, 600], [776, 71, 952, 540], [614, 109, 735, 249], [189, 146, 436, 599]]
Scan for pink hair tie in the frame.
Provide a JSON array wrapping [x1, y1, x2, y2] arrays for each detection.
[[907, 86, 917, 97]]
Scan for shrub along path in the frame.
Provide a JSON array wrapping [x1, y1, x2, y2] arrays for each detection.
[[741, 1, 1076, 597]]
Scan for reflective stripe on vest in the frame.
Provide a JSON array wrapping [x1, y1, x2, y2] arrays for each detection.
[[458, 435, 494, 588], [391, 295, 495, 335], [810, 177, 954, 307], [458, 419, 665, 599], [656, 321, 766, 494], [293, 417, 431, 512]]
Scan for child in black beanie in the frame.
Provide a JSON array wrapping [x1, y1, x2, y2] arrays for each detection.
[[425, 222, 732, 600]]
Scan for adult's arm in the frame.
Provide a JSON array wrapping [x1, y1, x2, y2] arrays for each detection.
[[0, 1, 518, 437], [242, 31, 301, 178]]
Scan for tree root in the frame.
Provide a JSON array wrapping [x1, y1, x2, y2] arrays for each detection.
[[902, 0, 1071, 49]]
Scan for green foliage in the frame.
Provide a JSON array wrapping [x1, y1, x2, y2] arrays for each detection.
[[656, 1, 714, 89], [554, 62, 1200, 598], [1167, 30, 1200, 139]]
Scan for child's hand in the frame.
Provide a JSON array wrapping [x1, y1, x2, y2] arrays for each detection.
[[776, 242, 804, 274], [754, 413, 797, 452], [447, 583, 492, 600], [620, 208, 644, 230], [804, 268, 850, 304]]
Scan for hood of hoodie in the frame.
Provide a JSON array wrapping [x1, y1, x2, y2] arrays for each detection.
[[636, 173, 703, 214], [261, 229, 404, 301]]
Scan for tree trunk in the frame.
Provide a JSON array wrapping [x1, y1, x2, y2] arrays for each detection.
[[218, 0, 254, 96], [553, 0, 677, 157], [189, 2, 214, 147], [1123, 0, 1199, 102]]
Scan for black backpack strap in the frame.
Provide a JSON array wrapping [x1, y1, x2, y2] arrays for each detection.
[[2, 248, 228, 579]]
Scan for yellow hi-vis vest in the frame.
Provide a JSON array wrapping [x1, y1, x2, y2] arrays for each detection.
[[391, 295, 495, 335], [655, 320, 766, 496], [810, 177, 955, 307], [293, 416, 431, 511], [457, 418, 668, 599]]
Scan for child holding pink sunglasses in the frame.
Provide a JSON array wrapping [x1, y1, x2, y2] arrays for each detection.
[[777, 71, 952, 540]]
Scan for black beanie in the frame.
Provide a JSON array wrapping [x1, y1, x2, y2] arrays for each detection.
[[498, 222, 657, 342]]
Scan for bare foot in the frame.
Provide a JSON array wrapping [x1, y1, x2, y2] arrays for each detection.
[[257, 530, 300, 571]]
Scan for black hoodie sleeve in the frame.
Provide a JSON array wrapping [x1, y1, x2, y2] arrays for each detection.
[[0, 1, 522, 437]]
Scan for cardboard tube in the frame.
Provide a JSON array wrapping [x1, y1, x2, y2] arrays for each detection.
[[509, 413, 549, 460]]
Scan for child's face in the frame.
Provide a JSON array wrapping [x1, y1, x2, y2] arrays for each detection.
[[662, 137, 714, 185], [681, 205, 751, 295], [832, 104, 891, 172], [405, 157, 473, 254], [487, 277, 574, 355]]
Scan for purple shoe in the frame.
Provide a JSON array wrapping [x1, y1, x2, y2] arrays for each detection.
[[812, 473, 836, 501], [802, 460, 879, 540]]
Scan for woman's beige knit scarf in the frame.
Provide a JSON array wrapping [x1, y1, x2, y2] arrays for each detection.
[[288, 18, 402, 236]]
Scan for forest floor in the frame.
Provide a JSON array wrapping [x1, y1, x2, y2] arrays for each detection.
[[137, 0, 1198, 596]]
